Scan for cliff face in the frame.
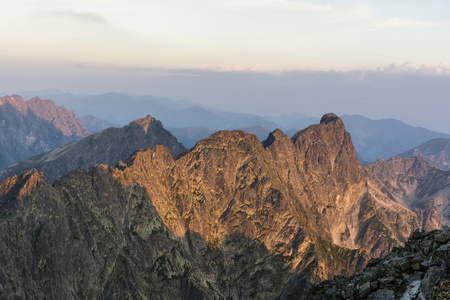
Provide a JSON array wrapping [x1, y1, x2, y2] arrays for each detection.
[[0, 115, 186, 183], [0, 95, 90, 169], [366, 156, 450, 230], [25, 97, 90, 138], [111, 113, 422, 293]]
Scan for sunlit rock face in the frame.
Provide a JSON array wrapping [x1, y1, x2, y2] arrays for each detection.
[[0, 95, 90, 169], [0, 113, 426, 299], [110, 113, 423, 294]]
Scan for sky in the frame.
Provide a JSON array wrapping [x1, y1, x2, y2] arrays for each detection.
[[1, 0, 450, 133]]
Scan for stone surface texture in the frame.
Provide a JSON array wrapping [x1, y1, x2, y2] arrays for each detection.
[[110, 114, 423, 295]]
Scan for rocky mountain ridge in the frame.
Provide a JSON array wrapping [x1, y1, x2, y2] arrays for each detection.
[[0, 95, 90, 169], [366, 156, 450, 229], [0, 168, 227, 299], [399, 138, 450, 171], [0, 113, 434, 298], [108, 113, 425, 294], [0, 115, 186, 183]]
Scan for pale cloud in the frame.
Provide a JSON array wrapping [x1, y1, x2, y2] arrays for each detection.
[[202, 64, 263, 72], [50, 10, 107, 23], [73, 63, 202, 77], [381, 63, 450, 76], [213, 0, 331, 11], [154, 0, 331, 16], [355, 17, 437, 32]]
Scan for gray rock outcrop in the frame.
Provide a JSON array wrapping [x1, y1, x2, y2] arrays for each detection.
[[306, 228, 450, 299]]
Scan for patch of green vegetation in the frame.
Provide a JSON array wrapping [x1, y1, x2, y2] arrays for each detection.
[[369, 217, 397, 244], [314, 236, 363, 276]]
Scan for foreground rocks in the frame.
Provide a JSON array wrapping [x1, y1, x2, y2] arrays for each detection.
[[306, 228, 450, 299]]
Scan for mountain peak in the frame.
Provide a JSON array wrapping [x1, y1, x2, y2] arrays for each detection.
[[25, 96, 90, 137], [0, 169, 45, 200], [263, 128, 289, 148], [132, 115, 157, 132], [320, 112, 339, 124], [0, 114, 186, 183], [0, 95, 27, 113]]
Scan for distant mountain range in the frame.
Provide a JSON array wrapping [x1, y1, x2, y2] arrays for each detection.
[[341, 115, 450, 163], [0, 95, 90, 169], [0, 115, 185, 183], [399, 138, 450, 171], [79, 114, 119, 133], [23, 90, 450, 159], [3, 91, 449, 167]]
